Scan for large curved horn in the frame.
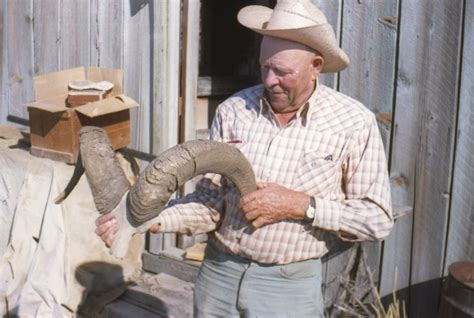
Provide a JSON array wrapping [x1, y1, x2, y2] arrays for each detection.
[[74, 127, 256, 258], [128, 140, 256, 224], [80, 126, 131, 214]]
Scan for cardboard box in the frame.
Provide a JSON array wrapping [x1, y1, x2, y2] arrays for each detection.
[[26, 67, 138, 164], [67, 90, 108, 108]]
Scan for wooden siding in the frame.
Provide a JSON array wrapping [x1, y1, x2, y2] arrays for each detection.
[[444, 0, 474, 276], [6, 0, 34, 121], [148, 0, 181, 254], [1, 0, 473, 315]]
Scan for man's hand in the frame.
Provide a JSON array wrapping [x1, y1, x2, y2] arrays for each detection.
[[95, 213, 119, 247], [95, 212, 161, 247], [239, 183, 310, 228]]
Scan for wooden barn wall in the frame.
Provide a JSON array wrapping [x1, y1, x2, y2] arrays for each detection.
[[0, 0, 180, 253], [0, 0, 168, 153], [444, 0, 474, 278], [1, 0, 472, 316]]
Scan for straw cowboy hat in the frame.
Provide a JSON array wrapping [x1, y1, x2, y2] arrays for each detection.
[[237, 0, 349, 73]]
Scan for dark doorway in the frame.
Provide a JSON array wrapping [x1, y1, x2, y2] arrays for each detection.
[[198, 0, 276, 97]]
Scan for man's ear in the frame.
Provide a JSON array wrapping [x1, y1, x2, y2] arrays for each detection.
[[311, 54, 324, 77], [313, 54, 324, 75]]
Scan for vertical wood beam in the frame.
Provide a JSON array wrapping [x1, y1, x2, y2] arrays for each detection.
[[90, 0, 123, 68], [339, 0, 398, 151], [33, 0, 60, 75], [151, 0, 180, 155], [0, 0, 6, 124], [390, 0, 463, 316], [340, 1, 399, 292], [174, 0, 202, 250], [7, 0, 34, 120], [311, 0, 342, 89], [59, 0, 90, 69], [181, 0, 200, 144], [444, 0, 474, 272], [147, 0, 181, 254], [123, 0, 152, 152]]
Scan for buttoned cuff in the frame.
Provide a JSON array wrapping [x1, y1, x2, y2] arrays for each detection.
[[312, 198, 363, 242], [312, 198, 341, 232]]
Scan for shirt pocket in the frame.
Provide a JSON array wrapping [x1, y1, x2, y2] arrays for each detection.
[[293, 150, 339, 197]]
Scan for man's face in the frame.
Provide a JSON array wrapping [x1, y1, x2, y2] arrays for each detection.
[[259, 36, 322, 114]]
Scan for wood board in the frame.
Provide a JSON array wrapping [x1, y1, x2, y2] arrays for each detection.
[[444, 0, 474, 273]]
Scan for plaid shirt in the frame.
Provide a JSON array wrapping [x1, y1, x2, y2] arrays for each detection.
[[158, 83, 393, 264]]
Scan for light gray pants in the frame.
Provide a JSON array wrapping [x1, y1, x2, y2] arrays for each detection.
[[194, 243, 324, 318]]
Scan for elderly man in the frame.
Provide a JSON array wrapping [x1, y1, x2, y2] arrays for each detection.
[[96, 0, 393, 317]]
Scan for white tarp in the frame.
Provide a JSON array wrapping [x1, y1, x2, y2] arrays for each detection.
[[0, 155, 68, 316], [0, 132, 143, 317]]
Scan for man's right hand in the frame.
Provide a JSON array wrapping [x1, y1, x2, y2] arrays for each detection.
[[95, 212, 120, 247], [95, 212, 162, 247]]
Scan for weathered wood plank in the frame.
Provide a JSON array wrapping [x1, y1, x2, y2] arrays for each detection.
[[340, 0, 399, 296], [59, 0, 90, 69], [311, 0, 341, 89], [151, 0, 180, 155], [182, 0, 200, 143], [7, 0, 34, 120], [123, 0, 152, 152], [444, 1, 474, 272], [149, 0, 182, 252], [90, 0, 123, 68], [408, 0, 462, 314], [173, 0, 202, 252], [340, 0, 398, 150], [395, 1, 462, 316], [142, 251, 200, 283], [33, 0, 60, 75], [0, 0, 6, 124]]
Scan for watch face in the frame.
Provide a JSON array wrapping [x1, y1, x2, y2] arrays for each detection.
[[306, 206, 315, 219], [305, 197, 316, 219]]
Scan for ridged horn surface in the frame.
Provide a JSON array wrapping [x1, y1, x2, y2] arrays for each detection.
[[80, 126, 131, 214], [128, 140, 256, 224]]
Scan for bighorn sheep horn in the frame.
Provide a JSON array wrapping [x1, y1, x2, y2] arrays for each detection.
[[76, 126, 256, 258], [127, 139, 257, 224], [79, 126, 131, 214]]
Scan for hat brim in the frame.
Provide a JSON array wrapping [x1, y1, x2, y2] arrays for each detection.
[[238, 5, 349, 73]]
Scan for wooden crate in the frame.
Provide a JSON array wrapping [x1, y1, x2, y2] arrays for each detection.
[[28, 107, 131, 163], [26, 67, 137, 163]]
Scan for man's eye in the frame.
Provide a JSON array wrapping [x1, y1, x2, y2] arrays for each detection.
[[260, 65, 293, 77], [274, 68, 291, 76]]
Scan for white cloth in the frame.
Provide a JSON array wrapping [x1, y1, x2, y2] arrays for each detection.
[[0, 147, 143, 317], [0, 152, 69, 317]]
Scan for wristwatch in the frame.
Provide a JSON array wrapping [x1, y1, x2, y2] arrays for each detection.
[[304, 196, 316, 221]]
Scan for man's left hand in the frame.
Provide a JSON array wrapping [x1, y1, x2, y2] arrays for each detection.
[[239, 183, 310, 228]]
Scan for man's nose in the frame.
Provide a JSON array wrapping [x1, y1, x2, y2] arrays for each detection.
[[262, 69, 279, 87]]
